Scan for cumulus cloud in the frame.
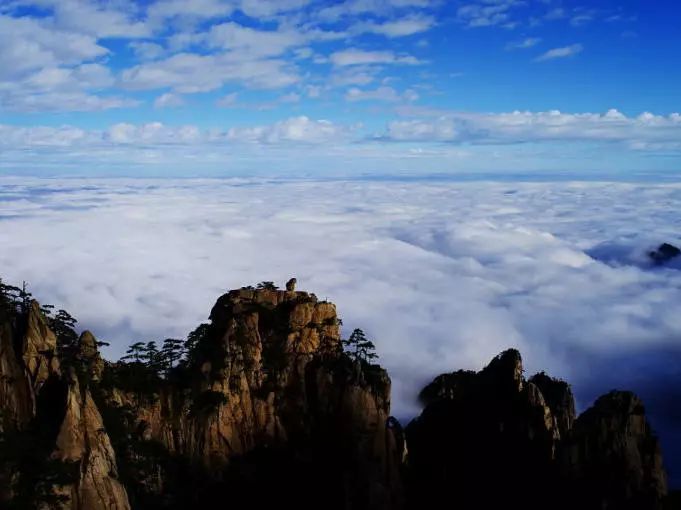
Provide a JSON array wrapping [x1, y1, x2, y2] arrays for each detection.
[[0, 0, 438, 112], [2, 109, 681, 172], [505, 37, 541, 50], [226, 116, 351, 144], [1, 178, 680, 483], [0, 117, 351, 149], [330, 49, 422, 66], [345, 86, 419, 102], [383, 109, 681, 146], [120, 52, 300, 93], [154, 92, 184, 108], [350, 15, 436, 37], [536, 43, 584, 61], [457, 0, 522, 28]]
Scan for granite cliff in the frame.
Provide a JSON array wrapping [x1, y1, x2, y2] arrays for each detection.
[[0, 280, 672, 509]]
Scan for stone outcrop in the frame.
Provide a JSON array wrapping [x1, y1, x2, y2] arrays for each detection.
[[0, 298, 129, 509], [51, 369, 130, 510], [530, 371, 576, 439], [101, 289, 402, 509], [0, 284, 673, 510], [648, 243, 681, 265], [405, 349, 561, 509], [22, 301, 61, 411], [407, 350, 668, 510], [560, 391, 667, 510]]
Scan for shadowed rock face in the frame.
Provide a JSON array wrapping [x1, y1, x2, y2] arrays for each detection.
[[100, 289, 403, 510], [0, 300, 130, 509], [406, 350, 668, 510], [405, 349, 561, 510], [0, 286, 673, 510], [560, 391, 667, 510], [649, 243, 681, 265]]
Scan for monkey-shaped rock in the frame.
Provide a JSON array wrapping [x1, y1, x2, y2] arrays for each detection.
[[286, 277, 297, 291]]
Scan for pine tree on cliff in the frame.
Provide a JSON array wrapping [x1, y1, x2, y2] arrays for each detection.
[[161, 338, 185, 374], [343, 328, 378, 363], [122, 341, 146, 363], [50, 309, 79, 350], [256, 281, 279, 290]]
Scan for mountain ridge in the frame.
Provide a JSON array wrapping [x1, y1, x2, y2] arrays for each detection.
[[0, 280, 672, 509]]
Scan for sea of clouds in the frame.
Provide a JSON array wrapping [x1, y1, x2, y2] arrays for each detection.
[[1, 177, 680, 483]]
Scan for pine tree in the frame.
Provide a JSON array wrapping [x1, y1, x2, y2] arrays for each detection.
[[342, 328, 378, 363], [256, 281, 279, 290], [143, 341, 161, 373], [161, 338, 185, 374], [122, 341, 146, 363], [184, 323, 210, 365], [49, 309, 79, 351]]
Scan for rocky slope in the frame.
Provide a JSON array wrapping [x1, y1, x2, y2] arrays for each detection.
[[0, 299, 130, 509], [0, 282, 672, 510], [406, 349, 668, 510]]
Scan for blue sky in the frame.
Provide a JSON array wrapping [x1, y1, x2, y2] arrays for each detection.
[[1, 0, 680, 176]]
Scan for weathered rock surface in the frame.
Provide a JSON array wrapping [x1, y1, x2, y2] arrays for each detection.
[[0, 284, 673, 510], [22, 300, 60, 396], [530, 371, 576, 440], [0, 297, 129, 509], [407, 350, 668, 510], [51, 369, 130, 510], [560, 391, 667, 510], [101, 289, 402, 509], [406, 349, 561, 509], [649, 242, 681, 265]]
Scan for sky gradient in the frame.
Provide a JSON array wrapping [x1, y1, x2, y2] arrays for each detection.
[[1, 0, 680, 176]]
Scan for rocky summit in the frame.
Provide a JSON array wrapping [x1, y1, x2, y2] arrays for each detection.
[[0, 281, 672, 509]]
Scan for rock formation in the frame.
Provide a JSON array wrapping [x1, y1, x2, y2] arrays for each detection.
[[98, 288, 402, 509], [649, 242, 681, 265], [0, 298, 130, 509], [560, 391, 667, 510], [0, 283, 672, 510], [406, 349, 668, 510]]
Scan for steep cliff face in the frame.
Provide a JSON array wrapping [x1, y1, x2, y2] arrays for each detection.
[[0, 316, 33, 431], [101, 289, 402, 509], [0, 284, 673, 510], [51, 369, 131, 510], [407, 350, 668, 510], [560, 391, 667, 510], [0, 299, 130, 509], [405, 349, 561, 509]]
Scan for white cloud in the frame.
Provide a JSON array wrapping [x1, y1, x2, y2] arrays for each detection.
[[145, 0, 236, 23], [386, 117, 458, 141], [351, 15, 436, 37], [316, 0, 434, 22], [456, 0, 522, 28], [154, 92, 184, 108], [226, 116, 351, 144], [121, 52, 300, 93], [0, 15, 108, 79], [536, 43, 583, 61], [41, 0, 150, 38], [106, 122, 202, 144], [384, 109, 681, 146], [216, 92, 239, 107], [1, 178, 681, 436], [330, 48, 422, 66], [345, 86, 419, 102], [506, 37, 541, 50], [0, 14, 140, 112], [204, 22, 307, 57], [129, 41, 165, 61]]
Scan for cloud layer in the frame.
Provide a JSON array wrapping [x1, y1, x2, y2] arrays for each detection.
[[1, 177, 680, 484]]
